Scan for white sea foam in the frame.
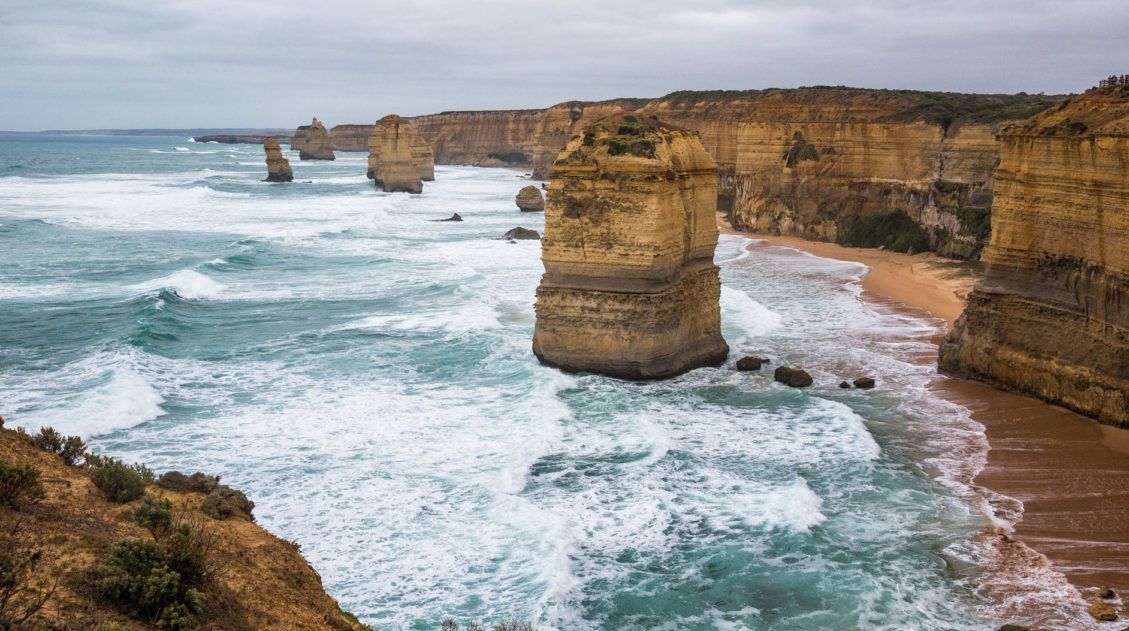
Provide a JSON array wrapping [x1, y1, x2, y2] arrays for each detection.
[[131, 269, 225, 300], [720, 284, 783, 340], [175, 146, 190, 152]]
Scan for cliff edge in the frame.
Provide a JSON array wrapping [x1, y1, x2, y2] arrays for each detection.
[[939, 86, 1129, 427]]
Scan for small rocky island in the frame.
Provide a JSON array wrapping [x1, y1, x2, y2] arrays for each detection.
[[262, 137, 293, 182], [366, 114, 432, 194], [291, 117, 335, 160], [532, 113, 729, 379], [515, 185, 545, 212]]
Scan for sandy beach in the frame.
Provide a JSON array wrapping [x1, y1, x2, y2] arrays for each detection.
[[720, 217, 1129, 607]]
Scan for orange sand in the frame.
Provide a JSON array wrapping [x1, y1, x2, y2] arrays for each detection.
[[719, 216, 1129, 601]]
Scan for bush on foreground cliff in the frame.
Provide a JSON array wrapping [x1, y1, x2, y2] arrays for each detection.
[[88, 455, 154, 503], [0, 460, 46, 510], [839, 211, 929, 253], [90, 500, 222, 630], [30, 426, 87, 466]]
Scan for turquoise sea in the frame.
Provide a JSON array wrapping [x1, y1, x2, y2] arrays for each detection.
[[0, 135, 1087, 629]]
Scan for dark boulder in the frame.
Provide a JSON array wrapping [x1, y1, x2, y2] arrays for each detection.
[[735, 356, 765, 371], [774, 367, 813, 388], [853, 377, 876, 389], [1100, 586, 1117, 600], [839, 381, 851, 389], [432, 213, 463, 222], [502, 227, 540, 240]]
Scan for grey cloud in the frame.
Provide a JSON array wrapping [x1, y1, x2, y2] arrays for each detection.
[[0, 0, 1126, 129]]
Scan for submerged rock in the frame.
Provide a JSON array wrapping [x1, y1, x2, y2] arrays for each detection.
[[735, 356, 765, 371], [532, 112, 729, 379], [292, 116, 335, 160], [853, 377, 876, 389], [262, 137, 293, 182], [1100, 586, 1118, 600], [503, 227, 540, 240], [432, 213, 463, 222], [839, 381, 851, 389], [515, 185, 545, 212], [774, 366, 813, 388]]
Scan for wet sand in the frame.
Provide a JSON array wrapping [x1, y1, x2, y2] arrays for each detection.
[[719, 219, 1129, 607]]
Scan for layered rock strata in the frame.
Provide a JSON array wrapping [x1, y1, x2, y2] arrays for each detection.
[[939, 86, 1129, 427], [515, 185, 544, 212], [402, 89, 1059, 258], [532, 114, 729, 379], [366, 115, 428, 194], [291, 117, 335, 160], [262, 137, 293, 182]]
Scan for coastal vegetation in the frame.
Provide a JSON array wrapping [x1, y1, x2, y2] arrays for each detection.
[[838, 211, 929, 253], [0, 417, 368, 630]]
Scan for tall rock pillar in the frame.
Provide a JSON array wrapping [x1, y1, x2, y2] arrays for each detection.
[[532, 114, 729, 379]]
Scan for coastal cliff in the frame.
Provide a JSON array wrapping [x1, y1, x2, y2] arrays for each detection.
[[0, 421, 367, 630], [292, 117, 335, 160], [939, 86, 1129, 427], [404, 89, 1058, 258], [532, 113, 729, 379]]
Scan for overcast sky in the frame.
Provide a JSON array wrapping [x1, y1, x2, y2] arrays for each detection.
[[1, 0, 1126, 130]]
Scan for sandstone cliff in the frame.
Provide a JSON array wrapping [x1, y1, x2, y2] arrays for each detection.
[[939, 86, 1129, 427], [367, 115, 427, 194], [292, 117, 335, 160], [402, 89, 1059, 258], [328, 124, 371, 152], [0, 420, 367, 630], [263, 137, 293, 182], [533, 113, 729, 379], [515, 185, 544, 212], [193, 134, 292, 144]]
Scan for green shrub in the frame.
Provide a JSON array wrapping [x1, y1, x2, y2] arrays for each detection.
[[157, 472, 219, 495], [581, 132, 595, 147], [134, 495, 173, 538], [90, 538, 205, 629], [0, 461, 46, 510], [31, 427, 87, 466], [89, 457, 153, 504], [200, 486, 254, 522], [606, 140, 629, 156], [838, 211, 929, 253], [955, 206, 991, 241]]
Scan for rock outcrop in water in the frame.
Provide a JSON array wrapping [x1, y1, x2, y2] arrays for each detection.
[[939, 86, 1129, 427], [366, 115, 427, 194], [262, 137, 293, 182], [515, 185, 544, 212], [532, 113, 729, 379], [291, 117, 335, 160]]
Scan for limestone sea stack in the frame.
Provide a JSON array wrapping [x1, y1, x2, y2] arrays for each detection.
[[262, 137, 293, 182], [292, 117, 335, 160], [532, 113, 729, 379], [515, 185, 545, 212], [367, 114, 427, 194], [939, 85, 1129, 427], [412, 133, 435, 181]]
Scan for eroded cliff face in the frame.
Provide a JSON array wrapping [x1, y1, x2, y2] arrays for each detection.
[[292, 117, 335, 160], [532, 114, 729, 379], [636, 89, 1053, 258], [367, 115, 427, 194], [397, 89, 1058, 258], [262, 137, 293, 182], [939, 87, 1129, 426]]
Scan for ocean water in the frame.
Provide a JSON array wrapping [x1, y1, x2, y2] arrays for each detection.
[[0, 135, 1087, 629]]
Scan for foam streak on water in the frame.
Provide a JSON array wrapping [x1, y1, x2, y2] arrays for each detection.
[[0, 135, 1087, 629]]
